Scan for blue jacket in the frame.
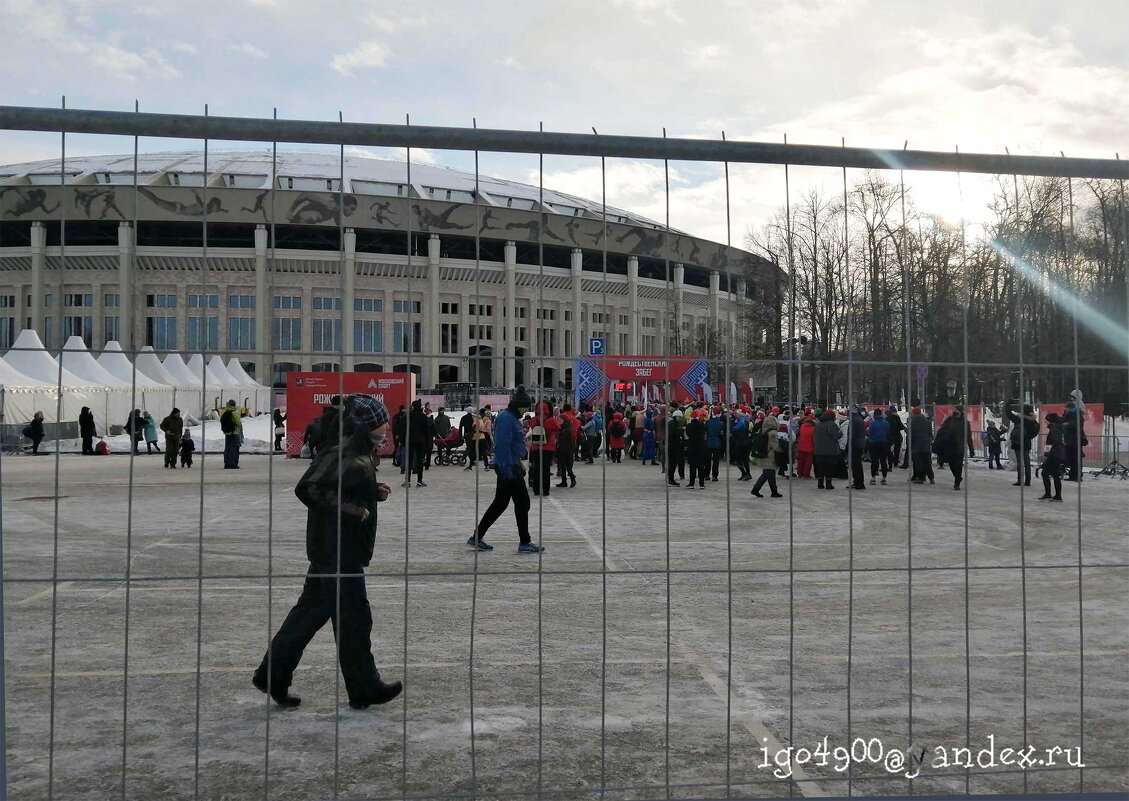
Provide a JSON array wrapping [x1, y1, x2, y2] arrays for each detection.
[[705, 417, 725, 449], [492, 407, 527, 479], [867, 417, 891, 445]]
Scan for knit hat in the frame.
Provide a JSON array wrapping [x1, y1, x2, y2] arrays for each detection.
[[344, 394, 390, 430], [911, 406, 921, 414], [510, 385, 533, 409], [848, 403, 860, 414]]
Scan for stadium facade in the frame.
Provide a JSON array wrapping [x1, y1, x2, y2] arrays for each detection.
[[0, 151, 774, 391]]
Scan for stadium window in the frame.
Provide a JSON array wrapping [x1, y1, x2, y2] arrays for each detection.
[[229, 294, 256, 309], [353, 297, 383, 313], [273, 295, 301, 310], [103, 316, 119, 345], [618, 314, 629, 327], [0, 295, 15, 309], [618, 333, 628, 353], [145, 316, 176, 349], [353, 320, 383, 353], [441, 302, 460, 315], [228, 318, 255, 350], [0, 317, 14, 349], [271, 318, 302, 351], [146, 293, 176, 308], [186, 316, 219, 351], [642, 334, 656, 352], [393, 321, 422, 353], [313, 296, 342, 311], [393, 299, 422, 314], [312, 318, 343, 351], [188, 294, 220, 309], [104, 293, 120, 308], [441, 322, 459, 354]]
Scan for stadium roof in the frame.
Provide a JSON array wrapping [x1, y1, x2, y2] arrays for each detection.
[[0, 151, 677, 232]]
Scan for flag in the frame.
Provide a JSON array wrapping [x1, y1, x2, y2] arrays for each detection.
[[729, 381, 738, 405], [702, 382, 713, 403], [576, 359, 609, 402]]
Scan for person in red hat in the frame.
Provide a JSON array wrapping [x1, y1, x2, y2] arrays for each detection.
[[607, 411, 627, 463]]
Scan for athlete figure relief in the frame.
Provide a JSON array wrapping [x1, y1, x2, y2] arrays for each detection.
[[369, 199, 398, 225], [287, 194, 358, 225], [503, 213, 564, 242], [614, 225, 665, 255], [2, 187, 60, 218], [241, 190, 270, 222], [73, 187, 126, 220], [412, 203, 472, 231], [138, 186, 228, 217]]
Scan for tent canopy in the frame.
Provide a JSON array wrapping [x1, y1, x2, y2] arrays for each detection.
[[207, 355, 244, 392], [135, 346, 180, 386], [162, 353, 203, 387], [97, 342, 167, 389], [60, 336, 132, 388], [5, 330, 101, 390]]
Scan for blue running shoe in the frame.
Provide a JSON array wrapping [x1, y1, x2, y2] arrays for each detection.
[[466, 536, 493, 551], [517, 543, 545, 554]]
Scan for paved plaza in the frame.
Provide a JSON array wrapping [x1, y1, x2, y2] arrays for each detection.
[[2, 452, 1127, 800]]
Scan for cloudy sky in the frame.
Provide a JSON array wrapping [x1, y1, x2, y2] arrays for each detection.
[[2, 0, 1126, 242]]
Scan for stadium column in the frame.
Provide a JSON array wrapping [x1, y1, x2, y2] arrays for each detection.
[[709, 269, 721, 334], [342, 227, 357, 372], [504, 240, 517, 389], [673, 263, 685, 348], [628, 255, 640, 354], [116, 221, 134, 350], [254, 224, 269, 379], [30, 221, 46, 339], [734, 277, 748, 346], [571, 247, 583, 354], [427, 233, 441, 387]]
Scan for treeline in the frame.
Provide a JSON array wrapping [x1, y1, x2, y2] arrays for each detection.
[[742, 172, 1128, 410]]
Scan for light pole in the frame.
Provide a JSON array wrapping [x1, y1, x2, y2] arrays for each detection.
[[787, 335, 808, 408]]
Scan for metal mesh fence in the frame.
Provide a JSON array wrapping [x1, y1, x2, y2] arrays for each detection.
[[0, 105, 1127, 801]]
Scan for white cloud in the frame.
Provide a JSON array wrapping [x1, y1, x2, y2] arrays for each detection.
[[330, 41, 389, 76], [170, 42, 197, 54], [365, 13, 428, 32], [78, 41, 180, 80], [230, 42, 268, 59]]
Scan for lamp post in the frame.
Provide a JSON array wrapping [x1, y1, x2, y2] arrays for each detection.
[[787, 335, 808, 408]]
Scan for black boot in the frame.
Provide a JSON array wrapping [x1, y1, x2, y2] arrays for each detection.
[[349, 678, 404, 709], [252, 674, 301, 708]]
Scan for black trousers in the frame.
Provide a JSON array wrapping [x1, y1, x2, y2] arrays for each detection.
[[1012, 446, 1031, 484], [81, 435, 94, 454], [688, 452, 708, 487], [868, 443, 890, 477], [408, 448, 424, 483], [730, 442, 750, 477], [948, 457, 964, 486], [912, 452, 934, 481], [710, 447, 724, 479], [1064, 446, 1081, 481], [476, 474, 532, 544], [223, 434, 240, 468], [667, 448, 685, 483], [1042, 456, 1063, 497], [556, 450, 575, 483], [850, 449, 865, 487], [752, 468, 778, 494], [465, 437, 477, 466], [891, 438, 903, 466], [988, 447, 1003, 469], [529, 450, 553, 495], [254, 564, 383, 704]]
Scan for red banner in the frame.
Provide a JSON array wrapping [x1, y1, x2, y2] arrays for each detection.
[[285, 371, 416, 457], [1039, 403, 1104, 460], [597, 357, 702, 381]]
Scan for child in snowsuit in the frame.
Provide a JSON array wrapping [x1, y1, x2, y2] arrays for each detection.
[[180, 432, 196, 467]]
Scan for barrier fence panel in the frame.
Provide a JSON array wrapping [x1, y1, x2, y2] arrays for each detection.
[[0, 106, 1126, 801]]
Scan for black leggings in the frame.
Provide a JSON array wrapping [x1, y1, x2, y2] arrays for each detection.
[[476, 475, 532, 544], [868, 443, 890, 477]]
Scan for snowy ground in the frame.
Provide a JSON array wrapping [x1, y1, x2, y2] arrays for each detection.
[[1, 453, 1127, 800], [36, 413, 279, 455]]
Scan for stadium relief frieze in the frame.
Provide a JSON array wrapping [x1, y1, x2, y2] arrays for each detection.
[[1, 185, 756, 275]]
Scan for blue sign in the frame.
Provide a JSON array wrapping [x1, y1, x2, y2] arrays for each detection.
[[589, 337, 606, 356]]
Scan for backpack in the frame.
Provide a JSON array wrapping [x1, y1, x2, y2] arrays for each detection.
[[610, 421, 625, 437], [220, 409, 235, 434], [22, 426, 33, 438], [751, 430, 769, 459]]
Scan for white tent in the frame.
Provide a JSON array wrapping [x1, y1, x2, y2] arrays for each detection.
[[207, 355, 244, 394], [161, 352, 205, 417], [186, 354, 236, 413], [0, 354, 77, 426], [135, 346, 181, 387], [96, 342, 180, 427], [226, 358, 272, 413], [4, 330, 100, 424], [59, 336, 174, 433]]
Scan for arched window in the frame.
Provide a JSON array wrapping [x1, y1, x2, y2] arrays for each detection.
[[355, 362, 384, 372], [271, 361, 301, 389]]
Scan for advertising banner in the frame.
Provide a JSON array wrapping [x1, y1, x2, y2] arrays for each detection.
[[576, 356, 708, 402], [285, 371, 416, 457], [1039, 403, 1104, 461]]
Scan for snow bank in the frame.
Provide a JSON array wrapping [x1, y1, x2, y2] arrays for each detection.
[[39, 413, 278, 455]]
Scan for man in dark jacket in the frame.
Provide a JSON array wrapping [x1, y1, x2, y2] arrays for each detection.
[[933, 409, 973, 490], [458, 407, 477, 469], [1005, 402, 1039, 486], [253, 394, 402, 710], [125, 409, 144, 454], [847, 404, 868, 490], [402, 400, 429, 488], [908, 407, 935, 485], [1040, 412, 1066, 501], [812, 410, 842, 490], [1062, 402, 1086, 482], [887, 405, 907, 468], [159, 408, 184, 469], [392, 405, 408, 469], [666, 410, 686, 486], [78, 407, 97, 454]]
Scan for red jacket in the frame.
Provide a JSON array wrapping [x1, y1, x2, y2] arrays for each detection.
[[607, 413, 627, 449], [529, 402, 560, 452], [797, 419, 816, 454]]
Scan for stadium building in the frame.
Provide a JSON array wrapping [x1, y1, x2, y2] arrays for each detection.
[[0, 152, 775, 392]]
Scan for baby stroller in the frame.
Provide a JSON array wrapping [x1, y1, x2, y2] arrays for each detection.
[[433, 430, 467, 466]]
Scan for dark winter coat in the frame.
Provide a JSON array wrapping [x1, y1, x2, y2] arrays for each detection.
[[933, 416, 972, 462], [160, 413, 184, 438], [813, 415, 842, 457], [1044, 419, 1066, 462], [28, 417, 45, 441], [887, 412, 906, 443], [685, 418, 708, 460], [1005, 408, 1039, 451], [407, 406, 429, 451], [295, 433, 380, 569], [908, 412, 934, 455], [848, 412, 867, 453], [79, 408, 96, 438]]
